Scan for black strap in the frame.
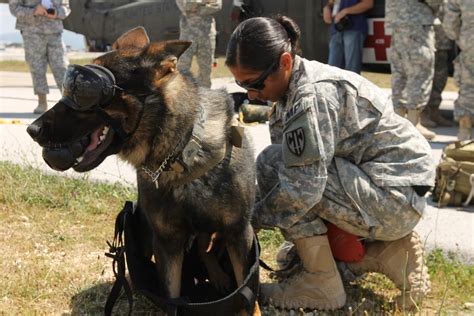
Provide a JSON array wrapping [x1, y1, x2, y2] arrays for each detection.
[[105, 201, 261, 315], [239, 286, 255, 312], [104, 202, 134, 316], [104, 246, 134, 316]]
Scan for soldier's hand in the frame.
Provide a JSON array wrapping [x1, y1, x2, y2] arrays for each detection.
[[33, 5, 47, 16], [323, 5, 332, 24], [334, 9, 348, 24]]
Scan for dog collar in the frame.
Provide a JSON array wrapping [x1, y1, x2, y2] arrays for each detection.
[[181, 102, 207, 167], [141, 104, 207, 189]]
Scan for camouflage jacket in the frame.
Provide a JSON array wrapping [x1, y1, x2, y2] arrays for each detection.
[[259, 56, 435, 228], [9, 0, 70, 34], [443, 0, 474, 51], [385, 0, 442, 29]]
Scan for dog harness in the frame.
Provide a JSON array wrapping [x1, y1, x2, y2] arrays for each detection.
[[105, 201, 260, 316]]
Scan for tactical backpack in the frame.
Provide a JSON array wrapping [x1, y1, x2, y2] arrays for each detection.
[[432, 141, 474, 207], [104, 201, 260, 316]]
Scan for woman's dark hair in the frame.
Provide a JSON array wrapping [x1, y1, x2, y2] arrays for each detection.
[[225, 15, 301, 71]]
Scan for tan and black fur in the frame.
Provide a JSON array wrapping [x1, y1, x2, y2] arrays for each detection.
[[27, 27, 257, 312]]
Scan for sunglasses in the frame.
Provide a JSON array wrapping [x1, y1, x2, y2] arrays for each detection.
[[235, 60, 279, 91], [60, 64, 123, 112]]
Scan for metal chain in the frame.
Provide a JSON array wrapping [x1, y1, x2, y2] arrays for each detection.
[[141, 151, 175, 189]]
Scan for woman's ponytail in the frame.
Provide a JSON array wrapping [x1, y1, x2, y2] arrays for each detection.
[[275, 15, 301, 56]]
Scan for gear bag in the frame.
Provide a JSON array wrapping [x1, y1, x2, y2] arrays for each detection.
[[432, 141, 474, 207], [104, 201, 260, 316]]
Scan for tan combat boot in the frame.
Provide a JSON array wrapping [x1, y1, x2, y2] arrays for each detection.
[[347, 232, 431, 310], [458, 116, 472, 141], [33, 94, 48, 114], [407, 109, 436, 140], [430, 108, 453, 127], [260, 235, 346, 310]]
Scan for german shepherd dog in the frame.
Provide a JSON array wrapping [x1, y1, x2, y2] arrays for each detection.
[[26, 27, 257, 313]]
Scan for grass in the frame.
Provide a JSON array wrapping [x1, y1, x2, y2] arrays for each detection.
[[0, 160, 472, 314], [0, 58, 91, 73], [0, 57, 459, 92]]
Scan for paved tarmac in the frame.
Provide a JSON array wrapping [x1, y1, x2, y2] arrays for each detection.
[[0, 68, 473, 264]]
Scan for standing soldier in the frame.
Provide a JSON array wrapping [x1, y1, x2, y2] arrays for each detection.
[[9, 0, 70, 114], [176, 0, 222, 88], [421, 1, 455, 128], [385, 0, 442, 140], [443, 0, 474, 140]]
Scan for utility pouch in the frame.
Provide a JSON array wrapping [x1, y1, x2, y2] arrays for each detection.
[[432, 141, 474, 207]]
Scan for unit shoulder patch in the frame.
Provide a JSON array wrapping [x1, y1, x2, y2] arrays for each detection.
[[282, 97, 324, 167], [285, 127, 305, 156]]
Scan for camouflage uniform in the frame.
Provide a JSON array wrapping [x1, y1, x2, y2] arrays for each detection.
[[385, 0, 442, 111], [427, 2, 453, 110], [176, 0, 222, 88], [253, 56, 435, 242], [443, 0, 474, 120], [9, 0, 70, 95]]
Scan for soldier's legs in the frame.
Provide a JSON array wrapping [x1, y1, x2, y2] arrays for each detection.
[[453, 51, 474, 120], [427, 49, 449, 110], [22, 32, 49, 95], [453, 51, 474, 140], [46, 33, 68, 92], [396, 26, 436, 139], [256, 145, 423, 242], [257, 145, 426, 309], [177, 23, 195, 73], [389, 32, 407, 114], [422, 49, 453, 127], [195, 22, 215, 88], [405, 28, 435, 111]]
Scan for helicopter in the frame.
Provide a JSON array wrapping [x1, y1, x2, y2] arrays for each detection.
[[3, 0, 389, 65]]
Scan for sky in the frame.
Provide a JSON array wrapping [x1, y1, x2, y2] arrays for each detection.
[[0, 4, 86, 50]]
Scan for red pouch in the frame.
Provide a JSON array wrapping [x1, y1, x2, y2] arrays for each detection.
[[326, 222, 365, 262]]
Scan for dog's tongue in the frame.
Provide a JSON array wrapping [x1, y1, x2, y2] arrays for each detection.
[[86, 127, 102, 152]]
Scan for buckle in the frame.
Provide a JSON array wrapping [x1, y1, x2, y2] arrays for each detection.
[[182, 136, 201, 166]]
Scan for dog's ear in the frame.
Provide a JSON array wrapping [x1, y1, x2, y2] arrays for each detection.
[[147, 40, 192, 73], [162, 40, 192, 59], [112, 26, 150, 50]]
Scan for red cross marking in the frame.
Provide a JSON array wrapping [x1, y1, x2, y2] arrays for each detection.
[[364, 20, 392, 61]]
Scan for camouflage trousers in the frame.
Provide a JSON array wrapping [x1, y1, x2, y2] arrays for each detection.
[[390, 25, 435, 111], [178, 17, 216, 88], [256, 145, 424, 242], [426, 49, 450, 109], [453, 49, 474, 120], [22, 31, 68, 95]]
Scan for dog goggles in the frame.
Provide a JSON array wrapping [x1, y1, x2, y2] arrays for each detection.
[[235, 60, 278, 91], [60, 64, 122, 111]]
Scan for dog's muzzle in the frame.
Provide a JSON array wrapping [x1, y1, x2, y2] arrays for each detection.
[[41, 136, 90, 171]]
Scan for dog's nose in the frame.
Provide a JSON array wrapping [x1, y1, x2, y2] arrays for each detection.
[[26, 122, 42, 140]]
